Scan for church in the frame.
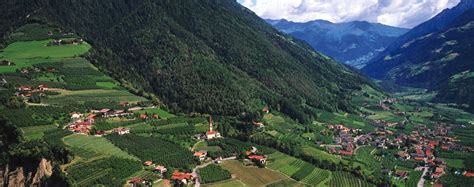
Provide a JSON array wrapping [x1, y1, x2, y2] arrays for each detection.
[[206, 116, 222, 140]]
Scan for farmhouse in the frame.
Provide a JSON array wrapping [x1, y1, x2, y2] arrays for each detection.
[[253, 121, 265, 128], [193, 150, 208, 161], [37, 84, 49, 91], [70, 112, 83, 119], [113, 127, 130, 135], [143, 161, 154, 167], [154, 165, 167, 174], [85, 114, 96, 124], [171, 171, 193, 185], [98, 109, 114, 117], [262, 106, 270, 113], [394, 169, 408, 180], [248, 155, 267, 165], [17, 85, 32, 91]]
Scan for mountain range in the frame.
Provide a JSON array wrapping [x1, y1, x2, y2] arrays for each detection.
[[266, 19, 408, 68], [362, 0, 474, 111], [0, 0, 371, 123]]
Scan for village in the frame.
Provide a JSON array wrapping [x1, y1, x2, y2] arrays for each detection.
[[319, 97, 474, 185]]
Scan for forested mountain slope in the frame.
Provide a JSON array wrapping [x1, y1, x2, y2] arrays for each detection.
[[363, 8, 474, 111], [1, 0, 370, 122], [363, 0, 474, 78], [266, 19, 408, 69]]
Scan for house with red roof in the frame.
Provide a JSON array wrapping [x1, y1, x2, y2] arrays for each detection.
[[85, 114, 96, 124], [194, 150, 208, 161], [143, 161, 154, 167], [37, 84, 49, 91], [426, 150, 434, 159], [248, 155, 267, 165], [171, 171, 193, 185], [139, 114, 147, 120], [339, 150, 353, 156], [154, 165, 167, 174], [464, 171, 474, 177], [70, 112, 83, 119]]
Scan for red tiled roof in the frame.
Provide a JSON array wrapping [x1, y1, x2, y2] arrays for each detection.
[[248, 155, 266, 160], [207, 131, 217, 135], [465, 171, 474, 177], [130, 177, 142, 183], [414, 157, 424, 161], [339, 151, 353, 156], [171, 171, 192, 181]]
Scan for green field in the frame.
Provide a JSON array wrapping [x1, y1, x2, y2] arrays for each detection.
[[202, 179, 246, 187], [96, 81, 118, 89], [0, 39, 91, 73], [20, 124, 58, 140], [221, 160, 291, 186], [63, 134, 139, 161], [328, 171, 375, 187], [267, 152, 331, 186], [43, 89, 146, 105], [302, 146, 345, 164]]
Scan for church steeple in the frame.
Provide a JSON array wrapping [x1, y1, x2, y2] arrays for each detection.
[[209, 116, 213, 132]]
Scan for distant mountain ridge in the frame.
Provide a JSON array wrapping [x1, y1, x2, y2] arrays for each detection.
[[364, 0, 474, 78], [362, 0, 474, 112], [266, 19, 408, 68]]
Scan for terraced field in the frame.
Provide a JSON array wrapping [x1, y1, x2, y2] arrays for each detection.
[[63, 134, 139, 161], [406, 171, 422, 187], [329, 171, 375, 187], [267, 152, 331, 186], [20, 124, 58, 140]]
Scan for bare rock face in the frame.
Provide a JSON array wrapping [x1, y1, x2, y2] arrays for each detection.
[[1, 159, 52, 187]]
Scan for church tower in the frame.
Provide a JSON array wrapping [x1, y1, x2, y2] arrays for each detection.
[[209, 116, 213, 132]]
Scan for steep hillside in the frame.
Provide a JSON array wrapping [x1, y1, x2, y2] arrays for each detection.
[[363, 8, 474, 111], [364, 0, 474, 78], [1, 0, 370, 123], [266, 19, 408, 68]]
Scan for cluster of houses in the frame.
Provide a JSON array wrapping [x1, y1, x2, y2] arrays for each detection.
[[49, 38, 84, 46], [244, 146, 267, 165], [66, 112, 96, 134], [326, 124, 362, 156], [322, 120, 474, 182], [18, 66, 56, 74], [15, 84, 49, 99]]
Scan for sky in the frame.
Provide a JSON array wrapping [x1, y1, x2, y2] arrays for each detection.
[[238, 0, 461, 28]]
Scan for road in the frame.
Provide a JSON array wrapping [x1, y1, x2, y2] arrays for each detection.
[[417, 167, 429, 187]]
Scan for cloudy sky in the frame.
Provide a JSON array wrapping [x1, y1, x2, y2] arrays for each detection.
[[238, 0, 461, 28]]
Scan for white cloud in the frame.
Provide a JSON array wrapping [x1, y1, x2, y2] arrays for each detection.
[[238, 0, 460, 28]]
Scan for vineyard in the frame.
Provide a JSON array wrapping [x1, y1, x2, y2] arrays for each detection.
[[328, 171, 375, 187], [267, 152, 331, 186], [406, 171, 422, 187], [67, 157, 141, 186], [207, 138, 274, 158], [64, 134, 138, 161], [106, 134, 196, 169], [199, 164, 231, 184]]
